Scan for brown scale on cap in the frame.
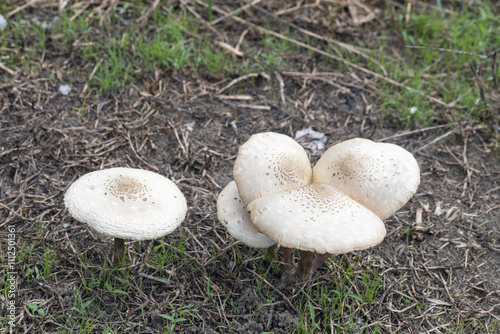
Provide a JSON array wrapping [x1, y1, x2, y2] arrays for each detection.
[[105, 175, 151, 203], [327, 153, 383, 202], [265, 152, 308, 187], [295, 183, 355, 218], [329, 153, 384, 183]]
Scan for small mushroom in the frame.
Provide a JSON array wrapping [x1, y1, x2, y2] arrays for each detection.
[[217, 181, 275, 249], [248, 183, 386, 281], [233, 132, 312, 206], [64, 167, 187, 265], [313, 138, 420, 220]]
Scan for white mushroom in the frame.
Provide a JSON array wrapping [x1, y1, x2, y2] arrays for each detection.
[[217, 181, 274, 249], [248, 183, 386, 254], [233, 132, 312, 207], [248, 183, 386, 280], [64, 167, 187, 264], [313, 138, 420, 220]]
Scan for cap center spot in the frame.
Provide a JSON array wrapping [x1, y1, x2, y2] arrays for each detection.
[[277, 155, 304, 183], [106, 176, 150, 202], [338, 154, 370, 176]]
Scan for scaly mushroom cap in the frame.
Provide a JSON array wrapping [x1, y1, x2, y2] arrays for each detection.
[[313, 138, 420, 220], [217, 181, 275, 248], [233, 132, 312, 206], [64, 168, 187, 241], [248, 183, 386, 254]]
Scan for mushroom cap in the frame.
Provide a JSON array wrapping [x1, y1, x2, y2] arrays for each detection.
[[64, 168, 187, 241], [248, 183, 386, 254], [217, 181, 275, 248], [233, 132, 312, 206], [313, 138, 420, 220]]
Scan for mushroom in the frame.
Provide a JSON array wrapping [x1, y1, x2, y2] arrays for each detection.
[[248, 183, 386, 281], [312, 138, 420, 220], [64, 167, 187, 265], [233, 132, 312, 206], [217, 181, 275, 250], [232, 132, 312, 267], [227, 133, 419, 281]]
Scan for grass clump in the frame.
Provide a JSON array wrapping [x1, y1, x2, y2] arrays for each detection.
[[375, 1, 500, 125], [0, 5, 235, 93], [0, 3, 311, 94]]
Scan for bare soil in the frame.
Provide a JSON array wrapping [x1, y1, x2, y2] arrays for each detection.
[[1, 1, 499, 333]]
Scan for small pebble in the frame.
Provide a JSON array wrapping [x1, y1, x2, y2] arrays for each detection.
[[58, 85, 71, 95], [185, 121, 195, 132]]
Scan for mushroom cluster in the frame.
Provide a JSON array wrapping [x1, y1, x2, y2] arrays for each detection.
[[217, 133, 420, 281], [64, 167, 187, 265]]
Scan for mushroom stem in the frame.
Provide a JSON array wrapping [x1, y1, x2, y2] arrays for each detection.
[[113, 238, 125, 265], [267, 244, 276, 260], [295, 250, 315, 281], [283, 247, 295, 274], [311, 253, 331, 272], [296, 252, 332, 281]]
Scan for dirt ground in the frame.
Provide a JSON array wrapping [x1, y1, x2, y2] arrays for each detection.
[[1, 1, 499, 333]]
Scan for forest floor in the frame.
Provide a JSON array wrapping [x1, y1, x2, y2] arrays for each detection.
[[1, 1, 499, 333]]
